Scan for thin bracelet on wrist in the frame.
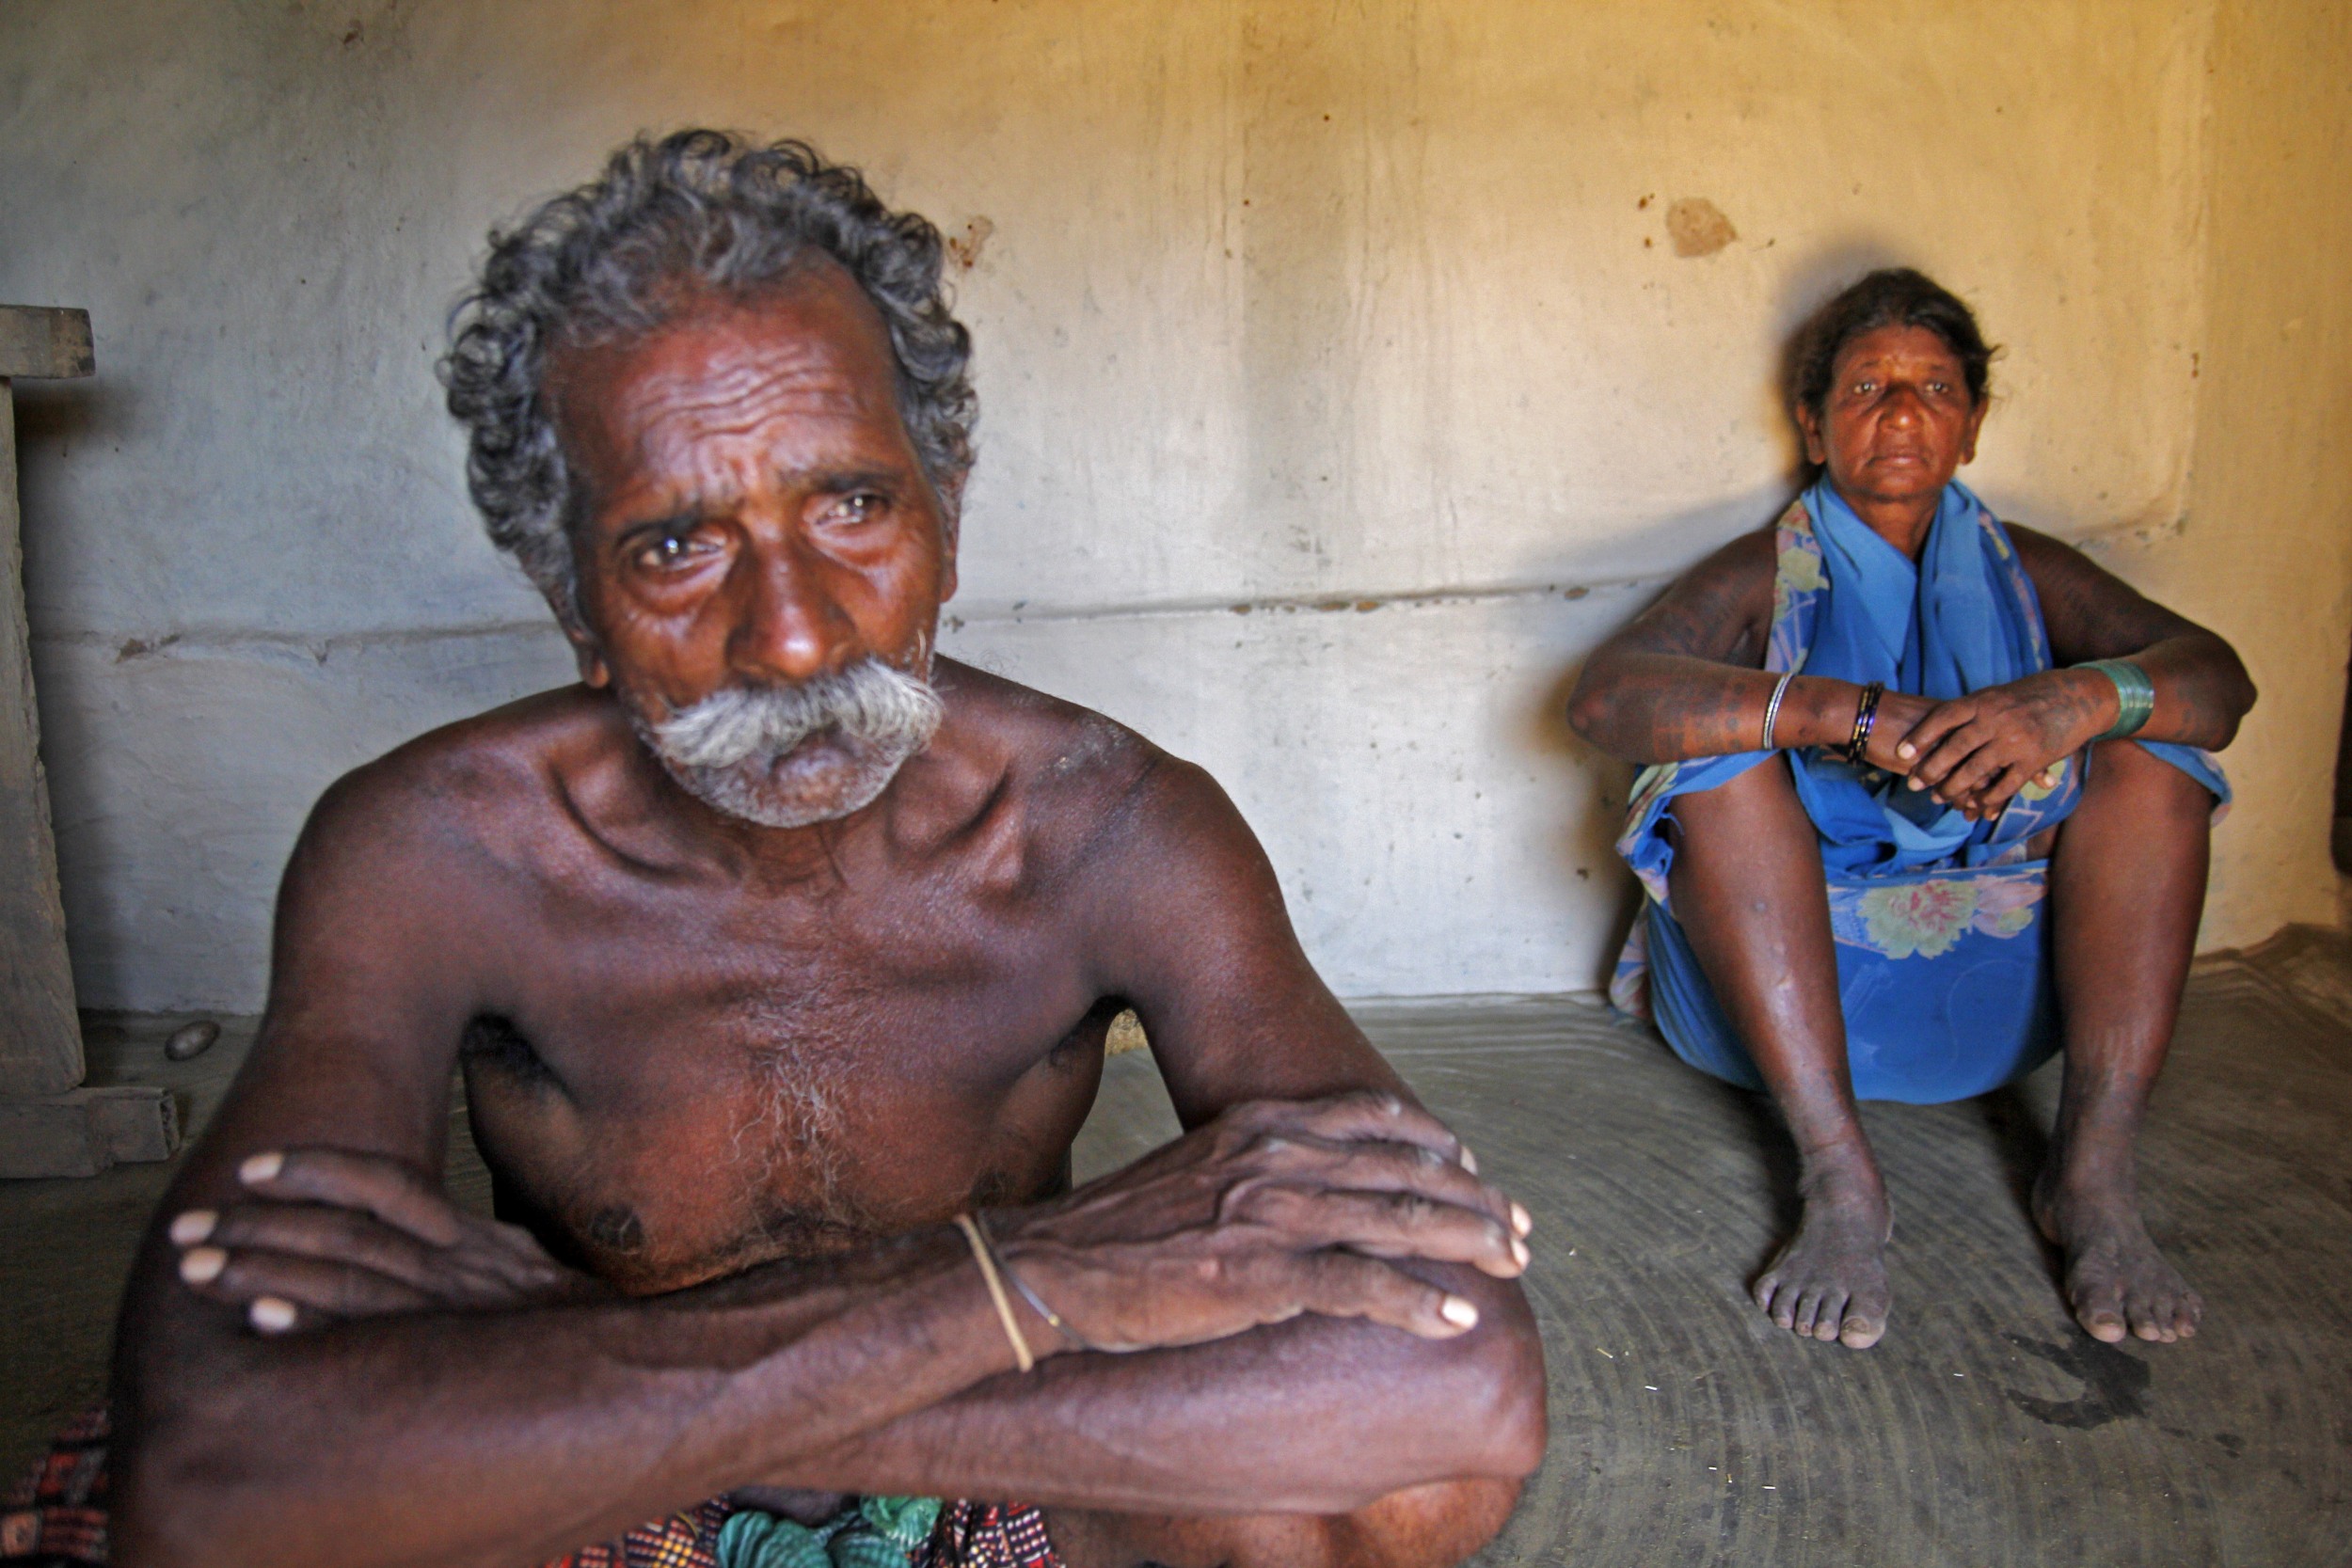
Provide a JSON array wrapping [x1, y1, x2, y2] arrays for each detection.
[[975, 1212, 1092, 1353], [1843, 681, 1885, 767], [954, 1212, 1035, 1372], [1760, 671, 1795, 751], [2074, 658, 2154, 740]]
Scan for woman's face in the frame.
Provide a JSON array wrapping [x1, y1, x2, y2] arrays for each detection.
[[1797, 324, 1987, 515]]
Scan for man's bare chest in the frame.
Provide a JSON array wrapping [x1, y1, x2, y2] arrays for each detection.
[[454, 865, 1115, 1293]]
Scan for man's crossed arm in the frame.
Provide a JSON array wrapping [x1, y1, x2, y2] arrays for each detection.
[[110, 754, 1548, 1568]]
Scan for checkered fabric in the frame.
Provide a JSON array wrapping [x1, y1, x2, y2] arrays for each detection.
[[0, 1407, 110, 1566], [920, 1500, 1063, 1568], [4, 1412, 1060, 1568], [499, 1496, 1071, 1568], [545, 1498, 733, 1568]]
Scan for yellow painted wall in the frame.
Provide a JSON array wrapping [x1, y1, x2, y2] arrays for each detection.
[[2136, 0, 2352, 943], [0, 0, 2344, 1005]]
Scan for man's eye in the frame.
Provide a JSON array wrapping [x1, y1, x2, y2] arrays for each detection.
[[636, 533, 702, 569], [826, 493, 887, 524]]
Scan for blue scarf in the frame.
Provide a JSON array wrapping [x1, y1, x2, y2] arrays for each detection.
[[1792, 478, 2058, 873]]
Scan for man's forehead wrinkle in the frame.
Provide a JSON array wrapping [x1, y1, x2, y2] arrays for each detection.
[[633, 350, 877, 440], [625, 356, 900, 492], [553, 272, 916, 524]]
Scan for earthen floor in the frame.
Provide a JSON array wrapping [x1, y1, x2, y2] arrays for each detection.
[[6, 932, 2347, 1566]]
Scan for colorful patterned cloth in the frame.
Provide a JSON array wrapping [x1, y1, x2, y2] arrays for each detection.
[[3, 1411, 1060, 1568], [545, 1493, 1057, 1568], [710, 1495, 938, 1568], [0, 1408, 107, 1566], [1611, 483, 2228, 1104]]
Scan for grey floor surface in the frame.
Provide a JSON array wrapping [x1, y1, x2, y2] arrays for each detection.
[[6, 932, 2348, 1566]]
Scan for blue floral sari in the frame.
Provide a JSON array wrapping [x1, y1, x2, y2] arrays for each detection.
[[1610, 481, 2228, 1103]]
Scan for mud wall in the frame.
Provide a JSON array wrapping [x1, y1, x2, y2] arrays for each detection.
[[0, 0, 2342, 1007]]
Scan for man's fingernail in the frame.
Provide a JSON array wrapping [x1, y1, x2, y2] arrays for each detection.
[[1906, 777, 1924, 790], [249, 1297, 297, 1333], [1459, 1147, 1479, 1176], [179, 1246, 227, 1285], [240, 1151, 284, 1184], [1511, 1237, 1531, 1268], [169, 1211, 216, 1246], [1898, 742, 1915, 757], [1439, 1295, 1480, 1328], [1511, 1202, 1533, 1237]]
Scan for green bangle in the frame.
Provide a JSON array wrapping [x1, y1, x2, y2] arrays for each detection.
[[2075, 658, 2154, 740]]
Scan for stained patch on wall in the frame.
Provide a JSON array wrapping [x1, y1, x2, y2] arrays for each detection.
[[1666, 197, 1737, 258], [946, 216, 994, 271]]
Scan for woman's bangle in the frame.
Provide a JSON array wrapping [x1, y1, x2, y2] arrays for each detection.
[[1843, 681, 1884, 767], [2074, 658, 2155, 740], [1760, 671, 1795, 751]]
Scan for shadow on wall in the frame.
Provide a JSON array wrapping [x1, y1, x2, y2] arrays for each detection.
[[1510, 238, 1965, 992], [1509, 492, 1783, 994], [2334, 632, 2352, 875], [1765, 239, 1918, 427], [1524, 654, 1639, 991]]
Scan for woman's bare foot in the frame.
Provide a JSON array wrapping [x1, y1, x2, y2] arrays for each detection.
[[1752, 1156, 1893, 1349], [2033, 1175, 2201, 1344]]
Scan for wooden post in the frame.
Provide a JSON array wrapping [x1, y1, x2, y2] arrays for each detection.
[[0, 306, 179, 1178]]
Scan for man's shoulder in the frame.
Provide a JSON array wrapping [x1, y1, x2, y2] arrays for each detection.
[[300, 685, 615, 864], [937, 660, 1163, 797], [930, 660, 1227, 850]]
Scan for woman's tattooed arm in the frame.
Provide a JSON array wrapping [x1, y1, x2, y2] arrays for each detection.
[[2010, 526, 2257, 751], [1566, 530, 1871, 764]]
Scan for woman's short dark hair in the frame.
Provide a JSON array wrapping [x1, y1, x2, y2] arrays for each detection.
[[1786, 267, 1996, 418], [440, 130, 976, 630]]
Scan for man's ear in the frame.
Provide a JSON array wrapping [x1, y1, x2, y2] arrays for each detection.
[[1794, 402, 1827, 467], [934, 480, 963, 605], [562, 617, 611, 689]]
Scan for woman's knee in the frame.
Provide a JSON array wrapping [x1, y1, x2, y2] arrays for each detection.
[[1666, 757, 1818, 869], [2081, 741, 2213, 822], [1668, 755, 1804, 834]]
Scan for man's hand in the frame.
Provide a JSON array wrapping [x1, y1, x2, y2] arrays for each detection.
[[996, 1090, 1534, 1353], [169, 1148, 596, 1332], [1864, 672, 2105, 819], [167, 1091, 1530, 1359]]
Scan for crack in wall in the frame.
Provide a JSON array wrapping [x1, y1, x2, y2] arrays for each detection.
[[946, 575, 1649, 630], [33, 573, 1664, 659], [34, 620, 564, 665]]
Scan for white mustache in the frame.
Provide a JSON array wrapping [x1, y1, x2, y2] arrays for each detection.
[[650, 659, 943, 769]]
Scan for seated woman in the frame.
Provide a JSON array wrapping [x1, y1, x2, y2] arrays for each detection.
[[1568, 268, 2254, 1352]]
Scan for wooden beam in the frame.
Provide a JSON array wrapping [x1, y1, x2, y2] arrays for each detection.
[[0, 1085, 181, 1180], [0, 310, 88, 1100], [0, 307, 95, 381], [0, 304, 179, 1178]]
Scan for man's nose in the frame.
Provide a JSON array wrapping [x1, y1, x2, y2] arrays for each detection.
[[726, 539, 855, 685]]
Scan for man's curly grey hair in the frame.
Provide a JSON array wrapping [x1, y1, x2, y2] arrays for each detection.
[[440, 130, 976, 629]]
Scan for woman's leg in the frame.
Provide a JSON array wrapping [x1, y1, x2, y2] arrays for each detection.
[[1666, 755, 1893, 1349], [2036, 740, 2211, 1343]]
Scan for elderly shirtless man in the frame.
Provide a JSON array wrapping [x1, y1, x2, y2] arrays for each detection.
[[72, 132, 1545, 1568]]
